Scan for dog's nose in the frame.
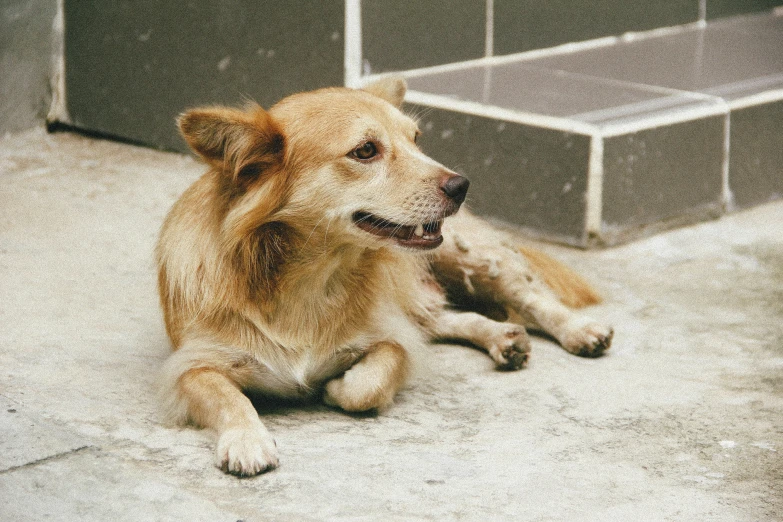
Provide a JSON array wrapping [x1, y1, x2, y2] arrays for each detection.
[[440, 174, 470, 204]]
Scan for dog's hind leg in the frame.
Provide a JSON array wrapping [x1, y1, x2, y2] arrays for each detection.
[[160, 342, 279, 476], [430, 309, 531, 370], [433, 210, 613, 358], [505, 287, 614, 358], [323, 341, 409, 412]]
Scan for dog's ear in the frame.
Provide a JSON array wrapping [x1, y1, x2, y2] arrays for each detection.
[[178, 105, 285, 186], [363, 76, 407, 108]]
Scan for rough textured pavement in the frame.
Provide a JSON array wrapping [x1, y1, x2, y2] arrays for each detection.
[[0, 129, 781, 521]]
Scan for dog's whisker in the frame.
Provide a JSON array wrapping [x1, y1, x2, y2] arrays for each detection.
[[323, 214, 336, 242], [354, 213, 374, 226], [303, 214, 329, 249]]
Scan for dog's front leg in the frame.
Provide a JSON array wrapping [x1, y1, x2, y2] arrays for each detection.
[[178, 368, 279, 476], [323, 341, 409, 412]]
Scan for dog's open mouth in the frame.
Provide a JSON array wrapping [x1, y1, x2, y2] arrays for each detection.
[[352, 211, 444, 250]]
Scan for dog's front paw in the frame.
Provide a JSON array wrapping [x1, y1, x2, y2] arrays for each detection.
[[323, 373, 395, 412], [488, 325, 531, 371], [323, 341, 407, 412], [561, 322, 614, 358], [215, 425, 279, 477]]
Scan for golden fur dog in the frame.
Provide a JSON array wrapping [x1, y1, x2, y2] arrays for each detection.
[[156, 78, 613, 476]]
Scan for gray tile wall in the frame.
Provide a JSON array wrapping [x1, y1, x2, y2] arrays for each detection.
[[57, 0, 783, 153], [361, 1, 783, 74], [0, 0, 57, 134], [64, 1, 345, 152], [707, 0, 783, 19], [602, 117, 726, 230], [361, 0, 486, 73], [729, 100, 783, 208], [6, 0, 779, 144], [409, 105, 591, 243], [493, 0, 699, 56]]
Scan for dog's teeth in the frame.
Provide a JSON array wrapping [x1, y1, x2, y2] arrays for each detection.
[[414, 224, 424, 237]]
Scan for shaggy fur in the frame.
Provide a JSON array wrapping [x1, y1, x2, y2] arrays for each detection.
[[156, 78, 613, 476]]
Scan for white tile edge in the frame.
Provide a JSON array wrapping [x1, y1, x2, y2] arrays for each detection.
[[598, 100, 729, 137], [585, 135, 604, 237], [403, 90, 599, 135], [344, 0, 362, 88], [728, 89, 783, 111]]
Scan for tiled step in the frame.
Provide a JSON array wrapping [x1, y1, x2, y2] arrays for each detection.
[[396, 12, 783, 247]]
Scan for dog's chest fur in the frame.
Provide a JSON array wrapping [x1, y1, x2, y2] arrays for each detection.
[[239, 248, 432, 398]]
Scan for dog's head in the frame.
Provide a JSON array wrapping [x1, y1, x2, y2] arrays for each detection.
[[178, 78, 468, 252]]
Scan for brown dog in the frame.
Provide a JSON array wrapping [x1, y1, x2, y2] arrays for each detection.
[[156, 78, 613, 476]]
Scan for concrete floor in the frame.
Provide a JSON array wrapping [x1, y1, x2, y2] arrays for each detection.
[[0, 128, 781, 521]]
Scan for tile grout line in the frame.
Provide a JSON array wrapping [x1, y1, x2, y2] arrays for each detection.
[[699, 0, 707, 21], [481, 0, 494, 101], [47, 0, 70, 125], [343, 0, 362, 88], [585, 135, 604, 241], [484, 0, 494, 58], [722, 112, 734, 212]]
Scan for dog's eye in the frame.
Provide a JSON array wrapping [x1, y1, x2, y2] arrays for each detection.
[[351, 141, 378, 161]]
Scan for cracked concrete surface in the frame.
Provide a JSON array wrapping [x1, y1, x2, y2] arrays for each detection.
[[0, 128, 781, 521]]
